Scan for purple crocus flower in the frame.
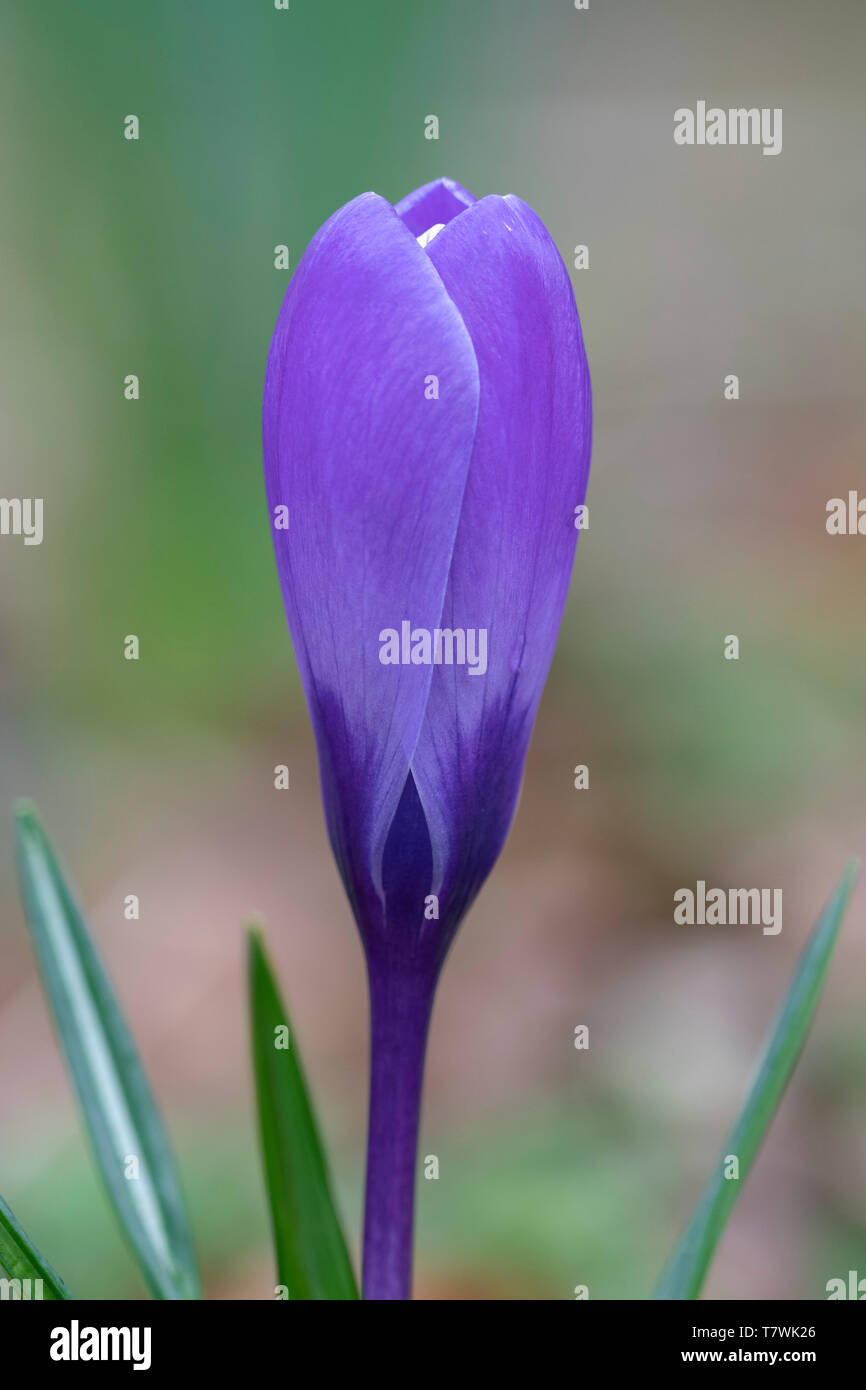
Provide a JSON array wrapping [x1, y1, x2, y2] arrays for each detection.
[[263, 176, 591, 1300]]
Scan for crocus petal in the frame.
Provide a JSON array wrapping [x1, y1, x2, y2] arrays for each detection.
[[394, 177, 477, 238], [263, 192, 480, 924], [412, 194, 592, 934]]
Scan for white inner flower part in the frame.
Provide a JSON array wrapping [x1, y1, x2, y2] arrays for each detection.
[[416, 222, 445, 248]]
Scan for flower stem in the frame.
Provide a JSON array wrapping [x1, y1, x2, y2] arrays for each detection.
[[361, 955, 437, 1300]]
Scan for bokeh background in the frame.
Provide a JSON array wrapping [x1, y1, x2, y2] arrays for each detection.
[[1, 0, 864, 1299]]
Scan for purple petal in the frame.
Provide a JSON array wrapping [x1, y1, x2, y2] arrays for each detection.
[[394, 177, 476, 238], [413, 194, 592, 931], [263, 192, 480, 923]]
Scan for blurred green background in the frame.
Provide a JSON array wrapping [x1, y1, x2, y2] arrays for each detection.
[[1, 0, 864, 1299]]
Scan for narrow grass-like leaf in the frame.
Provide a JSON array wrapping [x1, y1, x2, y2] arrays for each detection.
[[249, 927, 358, 1299], [654, 859, 858, 1299], [13, 802, 200, 1300], [0, 1193, 72, 1299]]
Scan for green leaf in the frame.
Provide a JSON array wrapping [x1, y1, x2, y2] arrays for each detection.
[[0, 1193, 72, 1300], [654, 859, 858, 1300], [248, 927, 358, 1299], [12, 802, 201, 1300]]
